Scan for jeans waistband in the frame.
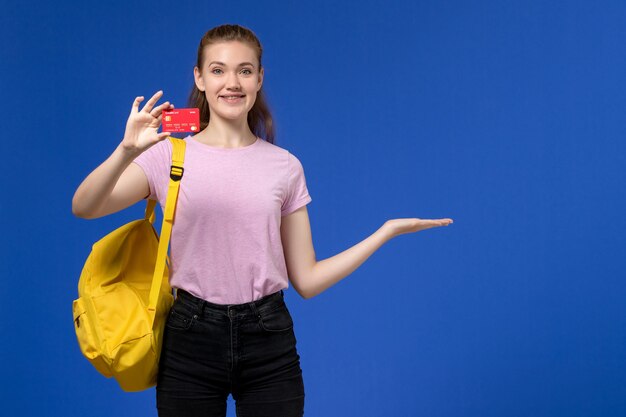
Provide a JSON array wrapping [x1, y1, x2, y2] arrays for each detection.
[[175, 288, 285, 317]]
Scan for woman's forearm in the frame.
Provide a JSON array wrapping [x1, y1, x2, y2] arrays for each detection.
[[303, 224, 393, 299], [72, 142, 138, 218]]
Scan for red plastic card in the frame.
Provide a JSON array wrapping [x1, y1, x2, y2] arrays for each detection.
[[162, 108, 200, 133]]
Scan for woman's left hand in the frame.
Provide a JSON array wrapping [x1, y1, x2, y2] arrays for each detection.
[[383, 217, 454, 238]]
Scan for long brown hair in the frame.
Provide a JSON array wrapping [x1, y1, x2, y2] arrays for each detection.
[[187, 24, 275, 144]]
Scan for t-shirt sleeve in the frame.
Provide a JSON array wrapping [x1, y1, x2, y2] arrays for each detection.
[[281, 152, 312, 217], [131, 139, 172, 204]]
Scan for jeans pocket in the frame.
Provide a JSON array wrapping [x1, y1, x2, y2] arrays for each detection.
[[166, 304, 197, 332], [258, 303, 294, 332]]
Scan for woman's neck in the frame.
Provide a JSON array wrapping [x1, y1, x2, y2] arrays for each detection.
[[194, 119, 257, 148]]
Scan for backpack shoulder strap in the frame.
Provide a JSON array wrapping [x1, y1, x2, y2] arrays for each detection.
[[143, 137, 186, 222], [163, 137, 186, 222], [148, 137, 187, 322]]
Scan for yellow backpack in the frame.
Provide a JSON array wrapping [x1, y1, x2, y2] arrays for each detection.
[[73, 137, 185, 392]]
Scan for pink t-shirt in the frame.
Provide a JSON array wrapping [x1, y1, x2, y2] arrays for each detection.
[[132, 135, 312, 305]]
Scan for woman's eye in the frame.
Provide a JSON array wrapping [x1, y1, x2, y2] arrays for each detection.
[[211, 68, 252, 75]]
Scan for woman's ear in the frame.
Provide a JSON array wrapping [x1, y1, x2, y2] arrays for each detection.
[[194, 66, 205, 92], [257, 66, 264, 91]]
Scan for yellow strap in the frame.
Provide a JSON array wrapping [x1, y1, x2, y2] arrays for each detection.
[[148, 137, 186, 325], [144, 199, 157, 224]]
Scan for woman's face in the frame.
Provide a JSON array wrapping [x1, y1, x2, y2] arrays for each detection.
[[194, 41, 264, 122]]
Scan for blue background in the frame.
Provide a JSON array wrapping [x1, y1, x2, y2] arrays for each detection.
[[2, 0, 625, 416]]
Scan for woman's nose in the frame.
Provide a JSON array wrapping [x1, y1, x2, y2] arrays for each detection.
[[226, 73, 241, 89]]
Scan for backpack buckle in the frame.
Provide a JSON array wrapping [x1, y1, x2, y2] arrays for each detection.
[[170, 165, 184, 181]]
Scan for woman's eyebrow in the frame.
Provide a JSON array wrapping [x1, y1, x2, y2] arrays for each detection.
[[208, 61, 255, 67]]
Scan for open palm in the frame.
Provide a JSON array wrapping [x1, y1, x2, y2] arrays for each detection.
[[385, 217, 454, 238]]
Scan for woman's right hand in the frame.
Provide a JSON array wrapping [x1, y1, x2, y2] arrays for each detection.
[[120, 90, 174, 155]]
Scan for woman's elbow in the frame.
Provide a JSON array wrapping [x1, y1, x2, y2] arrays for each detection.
[[71, 195, 96, 219]]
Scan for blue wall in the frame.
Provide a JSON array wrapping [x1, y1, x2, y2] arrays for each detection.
[[2, 1, 625, 416]]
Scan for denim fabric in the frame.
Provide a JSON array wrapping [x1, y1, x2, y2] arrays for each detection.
[[156, 289, 305, 417]]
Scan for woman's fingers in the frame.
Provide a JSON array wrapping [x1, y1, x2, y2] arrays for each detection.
[[141, 90, 164, 114], [150, 101, 172, 117], [157, 131, 172, 141], [131, 96, 144, 113], [130, 92, 173, 118]]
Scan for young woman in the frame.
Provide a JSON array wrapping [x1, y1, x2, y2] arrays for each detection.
[[72, 23, 453, 417]]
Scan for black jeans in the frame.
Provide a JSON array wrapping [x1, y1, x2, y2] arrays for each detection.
[[156, 288, 305, 416]]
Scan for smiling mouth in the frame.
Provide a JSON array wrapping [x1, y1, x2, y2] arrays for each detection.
[[219, 95, 245, 104]]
